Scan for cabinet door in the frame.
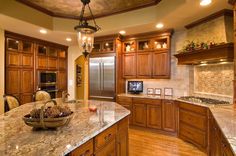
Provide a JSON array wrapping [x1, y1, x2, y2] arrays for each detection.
[[48, 57, 58, 70], [21, 69, 34, 93], [6, 52, 21, 67], [162, 100, 176, 132], [58, 58, 67, 70], [58, 71, 67, 90], [117, 129, 128, 156], [136, 52, 152, 78], [22, 54, 34, 68], [123, 53, 136, 78], [21, 93, 33, 104], [133, 103, 146, 127], [6, 68, 21, 94], [36, 56, 48, 69], [147, 104, 162, 129], [152, 51, 169, 78]]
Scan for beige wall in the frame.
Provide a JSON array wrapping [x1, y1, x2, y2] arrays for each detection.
[[67, 46, 88, 100], [0, 28, 4, 114]]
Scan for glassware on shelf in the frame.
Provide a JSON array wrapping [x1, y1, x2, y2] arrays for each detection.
[[162, 42, 167, 49]]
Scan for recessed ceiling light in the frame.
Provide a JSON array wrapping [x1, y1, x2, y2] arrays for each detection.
[[156, 23, 164, 29], [66, 38, 72, 42], [39, 29, 47, 34], [200, 0, 212, 6], [119, 30, 126, 35]]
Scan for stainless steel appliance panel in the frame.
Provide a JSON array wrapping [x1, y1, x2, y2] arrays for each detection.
[[89, 56, 115, 100]]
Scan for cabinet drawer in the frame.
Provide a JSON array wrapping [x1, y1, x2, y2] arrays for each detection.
[[179, 109, 207, 131], [179, 122, 207, 148], [95, 138, 116, 156], [178, 102, 207, 115], [95, 124, 117, 151], [70, 139, 93, 156], [133, 98, 161, 105], [117, 96, 132, 104]]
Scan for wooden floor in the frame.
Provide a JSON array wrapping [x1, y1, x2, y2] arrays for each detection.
[[129, 128, 207, 156]]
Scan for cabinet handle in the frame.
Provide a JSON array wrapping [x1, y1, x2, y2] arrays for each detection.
[[80, 149, 90, 156], [105, 133, 112, 141]]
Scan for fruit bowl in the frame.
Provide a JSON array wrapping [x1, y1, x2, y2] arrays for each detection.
[[23, 100, 73, 129]]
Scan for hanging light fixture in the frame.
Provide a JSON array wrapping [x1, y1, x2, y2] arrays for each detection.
[[74, 0, 100, 58]]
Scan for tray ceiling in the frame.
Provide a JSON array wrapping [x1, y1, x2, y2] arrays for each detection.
[[17, 0, 161, 19]]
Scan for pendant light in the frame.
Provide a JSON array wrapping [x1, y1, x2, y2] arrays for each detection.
[[74, 0, 100, 58]]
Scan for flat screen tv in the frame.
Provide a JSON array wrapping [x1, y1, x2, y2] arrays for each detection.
[[128, 81, 143, 94]]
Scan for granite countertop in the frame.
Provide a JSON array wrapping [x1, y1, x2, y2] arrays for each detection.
[[210, 105, 236, 154], [0, 99, 130, 156], [117, 93, 176, 100]]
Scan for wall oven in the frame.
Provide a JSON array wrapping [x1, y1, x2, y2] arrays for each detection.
[[38, 71, 58, 98]]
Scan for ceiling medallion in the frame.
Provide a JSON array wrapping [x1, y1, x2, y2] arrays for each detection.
[[74, 0, 101, 58]]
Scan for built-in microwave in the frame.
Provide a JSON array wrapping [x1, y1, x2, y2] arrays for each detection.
[[39, 71, 57, 85]]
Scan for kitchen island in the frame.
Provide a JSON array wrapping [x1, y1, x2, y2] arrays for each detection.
[[0, 99, 130, 156]]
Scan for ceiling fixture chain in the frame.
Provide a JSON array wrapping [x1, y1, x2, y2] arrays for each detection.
[[74, 0, 100, 58]]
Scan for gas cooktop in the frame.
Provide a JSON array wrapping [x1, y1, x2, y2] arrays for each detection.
[[178, 96, 230, 105]]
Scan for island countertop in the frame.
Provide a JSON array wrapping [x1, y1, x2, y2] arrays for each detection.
[[0, 99, 130, 156]]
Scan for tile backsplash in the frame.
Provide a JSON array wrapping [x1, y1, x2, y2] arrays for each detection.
[[190, 63, 234, 102]]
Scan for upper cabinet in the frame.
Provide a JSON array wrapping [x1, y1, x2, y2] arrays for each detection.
[[92, 35, 120, 54], [122, 30, 173, 79]]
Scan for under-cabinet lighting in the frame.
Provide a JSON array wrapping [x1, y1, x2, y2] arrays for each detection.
[[39, 29, 47, 34], [156, 23, 164, 29], [200, 0, 212, 6], [119, 30, 126, 35], [66, 38, 72, 42]]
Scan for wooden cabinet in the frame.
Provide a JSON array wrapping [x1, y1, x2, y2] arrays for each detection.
[[6, 68, 21, 94], [22, 54, 34, 68], [116, 96, 133, 124], [123, 53, 136, 78], [58, 71, 67, 91], [117, 117, 129, 156], [152, 51, 169, 78], [70, 139, 93, 156], [5, 32, 68, 105], [178, 102, 208, 152], [147, 104, 162, 129], [95, 139, 116, 156], [209, 113, 234, 156], [136, 52, 152, 78], [21, 69, 34, 93], [162, 100, 176, 132], [36, 56, 48, 69], [133, 103, 147, 127], [122, 31, 172, 79], [6, 52, 20, 67], [48, 57, 58, 69]]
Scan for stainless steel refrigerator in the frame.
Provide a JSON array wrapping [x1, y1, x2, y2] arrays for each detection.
[[89, 56, 115, 100]]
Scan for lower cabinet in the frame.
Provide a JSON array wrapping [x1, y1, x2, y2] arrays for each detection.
[[178, 102, 208, 152], [69, 139, 93, 156], [133, 103, 147, 127], [209, 113, 234, 156], [69, 117, 129, 156], [147, 104, 162, 129], [162, 100, 176, 132], [117, 96, 177, 133]]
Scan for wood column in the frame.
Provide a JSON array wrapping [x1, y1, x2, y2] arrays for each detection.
[[229, 0, 236, 106]]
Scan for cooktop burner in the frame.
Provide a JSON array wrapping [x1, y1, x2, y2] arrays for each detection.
[[178, 96, 230, 105]]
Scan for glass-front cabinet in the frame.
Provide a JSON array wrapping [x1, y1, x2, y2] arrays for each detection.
[[7, 38, 20, 51], [22, 40, 33, 53], [92, 40, 115, 53], [152, 37, 169, 50], [37, 45, 47, 55], [137, 39, 151, 51], [123, 40, 136, 53], [48, 47, 57, 57]]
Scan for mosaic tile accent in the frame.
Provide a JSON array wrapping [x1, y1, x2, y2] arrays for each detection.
[[194, 63, 234, 97]]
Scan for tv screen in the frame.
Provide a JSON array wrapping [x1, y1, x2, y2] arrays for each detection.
[[128, 81, 143, 94]]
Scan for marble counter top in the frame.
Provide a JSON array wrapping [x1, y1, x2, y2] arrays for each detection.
[[210, 105, 236, 154], [0, 99, 130, 156]]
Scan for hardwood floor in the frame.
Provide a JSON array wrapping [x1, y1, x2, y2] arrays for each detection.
[[129, 128, 207, 156]]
